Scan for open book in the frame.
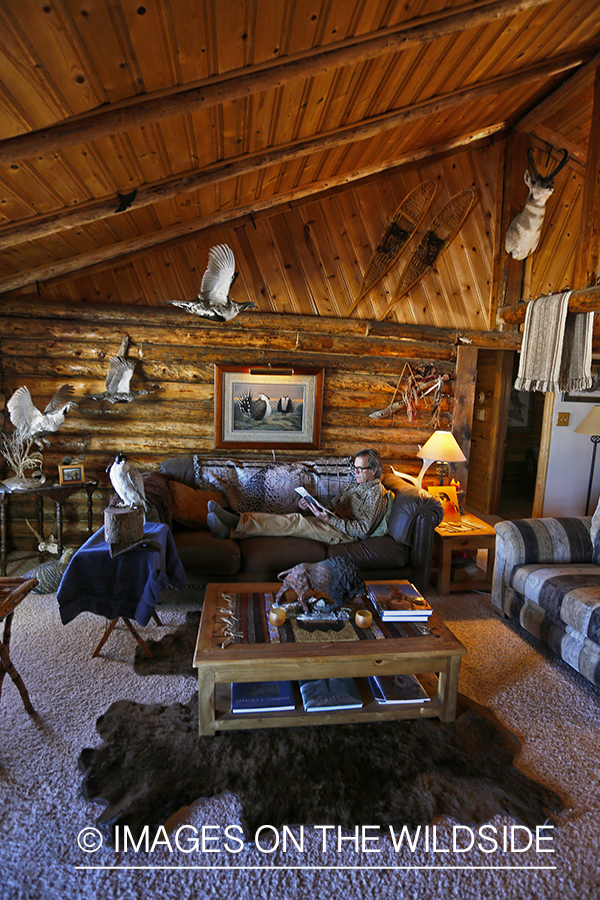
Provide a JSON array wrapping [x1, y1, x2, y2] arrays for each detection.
[[294, 486, 329, 513]]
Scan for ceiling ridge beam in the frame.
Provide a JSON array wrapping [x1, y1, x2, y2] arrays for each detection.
[[0, 0, 556, 166], [0, 51, 583, 252]]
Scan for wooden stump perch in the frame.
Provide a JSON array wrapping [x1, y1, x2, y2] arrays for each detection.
[[104, 507, 144, 556]]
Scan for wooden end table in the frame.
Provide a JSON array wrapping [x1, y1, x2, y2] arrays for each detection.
[[433, 512, 496, 594], [193, 581, 467, 737]]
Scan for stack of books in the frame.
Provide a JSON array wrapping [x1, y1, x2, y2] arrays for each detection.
[[299, 677, 363, 712], [367, 581, 433, 622], [231, 680, 295, 714], [368, 674, 430, 705]]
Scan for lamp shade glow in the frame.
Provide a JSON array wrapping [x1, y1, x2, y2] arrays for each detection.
[[416, 431, 466, 463]]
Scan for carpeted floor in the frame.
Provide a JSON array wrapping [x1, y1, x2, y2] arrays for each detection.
[[1, 569, 600, 899]]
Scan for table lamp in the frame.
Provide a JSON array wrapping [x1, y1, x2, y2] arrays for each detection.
[[415, 430, 466, 487], [574, 405, 600, 515]]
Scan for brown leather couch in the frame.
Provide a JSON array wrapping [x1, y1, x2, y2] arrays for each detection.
[[154, 456, 444, 596]]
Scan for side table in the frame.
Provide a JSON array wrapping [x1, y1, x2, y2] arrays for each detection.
[[432, 512, 496, 595], [0, 479, 99, 575]]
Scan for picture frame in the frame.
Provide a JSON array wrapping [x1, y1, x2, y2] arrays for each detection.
[[58, 464, 85, 485], [428, 484, 461, 522], [214, 364, 324, 450], [507, 388, 534, 432]]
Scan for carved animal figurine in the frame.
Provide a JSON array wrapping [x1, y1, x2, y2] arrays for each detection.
[[107, 451, 147, 511], [7, 384, 78, 449], [505, 148, 569, 260], [171, 243, 258, 322], [275, 557, 366, 614]]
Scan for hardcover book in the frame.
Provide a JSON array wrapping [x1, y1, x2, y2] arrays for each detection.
[[299, 677, 363, 712], [367, 581, 433, 620], [231, 680, 295, 714], [368, 674, 430, 705]]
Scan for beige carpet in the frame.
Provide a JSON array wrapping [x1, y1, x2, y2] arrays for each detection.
[[1, 573, 599, 900]]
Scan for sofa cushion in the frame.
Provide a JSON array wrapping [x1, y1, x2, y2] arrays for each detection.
[[510, 562, 600, 640], [238, 536, 328, 574], [172, 531, 241, 577], [382, 474, 443, 544], [168, 481, 224, 529], [159, 456, 198, 488], [327, 535, 410, 571]]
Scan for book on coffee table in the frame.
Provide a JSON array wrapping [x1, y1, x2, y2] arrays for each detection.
[[367, 581, 433, 621], [299, 677, 363, 712], [368, 674, 430, 705], [231, 680, 295, 713]]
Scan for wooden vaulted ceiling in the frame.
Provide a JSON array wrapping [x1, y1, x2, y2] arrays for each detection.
[[1, 0, 600, 329]]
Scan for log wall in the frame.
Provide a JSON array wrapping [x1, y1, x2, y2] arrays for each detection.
[[1, 299, 480, 550]]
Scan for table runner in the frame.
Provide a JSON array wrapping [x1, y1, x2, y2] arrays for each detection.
[[216, 591, 431, 646]]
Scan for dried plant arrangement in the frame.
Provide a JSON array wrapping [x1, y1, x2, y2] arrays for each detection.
[[368, 363, 448, 429], [0, 431, 46, 489]]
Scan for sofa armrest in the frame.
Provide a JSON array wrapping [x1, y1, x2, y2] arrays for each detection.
[[410, 506, 443, 595], [492, 517, 593, 614]]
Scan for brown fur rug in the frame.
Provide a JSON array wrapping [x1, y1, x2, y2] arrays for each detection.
[[133, 610, 201, 677], [79, 692, 563, 844]]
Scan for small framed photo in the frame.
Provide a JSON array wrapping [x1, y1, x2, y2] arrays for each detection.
[[58, 464, 85, 485], [428, 484, 461, 522]]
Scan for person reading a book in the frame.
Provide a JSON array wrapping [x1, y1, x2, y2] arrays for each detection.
[[207, 449, 392, 545]]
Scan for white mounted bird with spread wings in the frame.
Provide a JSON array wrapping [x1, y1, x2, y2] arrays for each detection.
[[171, 243, 257, 322], [87, 336, 155, 403], [7, 384, 78, 448]]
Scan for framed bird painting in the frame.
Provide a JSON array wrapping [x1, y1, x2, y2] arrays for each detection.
[[214, 364, 324, 450]]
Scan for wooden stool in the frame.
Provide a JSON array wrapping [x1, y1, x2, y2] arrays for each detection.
[[0, 577, 39, 713], [92, 611, 163, 659]]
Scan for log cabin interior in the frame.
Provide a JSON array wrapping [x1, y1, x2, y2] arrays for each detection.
[[1, 0, 600, 549]]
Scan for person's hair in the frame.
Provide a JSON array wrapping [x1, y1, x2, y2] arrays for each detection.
[[353, 448, 383, 479]]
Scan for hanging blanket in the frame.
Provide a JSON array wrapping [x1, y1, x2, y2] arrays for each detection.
[[514, 290, 594, 393]]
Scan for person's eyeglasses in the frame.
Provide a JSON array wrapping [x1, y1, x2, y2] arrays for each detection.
[[354, 465, 372, 471]]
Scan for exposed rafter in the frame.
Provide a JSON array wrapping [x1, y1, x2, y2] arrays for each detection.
[[0, 50, 584, 257], [0, 0, 557, 166], [499, 284, 600, 323]]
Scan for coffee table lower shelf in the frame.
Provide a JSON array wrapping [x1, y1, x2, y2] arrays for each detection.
[[208, 672, 445, 733]]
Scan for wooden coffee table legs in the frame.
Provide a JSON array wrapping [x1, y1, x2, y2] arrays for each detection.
[[437, 654, 461, 722], [197, 666, 216, 736]]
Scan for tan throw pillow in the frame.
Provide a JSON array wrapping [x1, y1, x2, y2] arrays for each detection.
[[168, 481, 224, 529]]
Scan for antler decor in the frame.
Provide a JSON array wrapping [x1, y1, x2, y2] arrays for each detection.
[[505, 147, 569, 260], [368, 363, 448, 429]]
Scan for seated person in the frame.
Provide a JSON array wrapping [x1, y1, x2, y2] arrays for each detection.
[[207, 448, 391, 545]]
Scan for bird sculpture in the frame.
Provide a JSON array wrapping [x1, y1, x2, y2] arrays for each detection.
[[7, 384, 78, 448], [170, 243, 257, 322], [87, 336, 155, 404], [107, 451, 147, 512], [237, 391, 272, 421], [277, 396, 294, 414]]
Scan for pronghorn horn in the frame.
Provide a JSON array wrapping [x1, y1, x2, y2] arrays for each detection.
[[25, 518, 43, 543]]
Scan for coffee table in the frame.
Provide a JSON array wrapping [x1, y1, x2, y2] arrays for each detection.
[[193, 582, 467, 736]]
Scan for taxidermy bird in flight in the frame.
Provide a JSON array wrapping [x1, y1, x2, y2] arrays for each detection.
[[7, 384, 78, 448], [171, 243, 257, 322], [107, 451, 147, 512], [87, 335, 156, 403]]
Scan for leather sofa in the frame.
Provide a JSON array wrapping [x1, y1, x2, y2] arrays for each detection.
[[154, 455, 443, 596]]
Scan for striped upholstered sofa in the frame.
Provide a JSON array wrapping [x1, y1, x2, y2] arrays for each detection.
[[492, 517, 600, 688]]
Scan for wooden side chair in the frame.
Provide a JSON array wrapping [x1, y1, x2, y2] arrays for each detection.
[[0, 577, 39, 714]]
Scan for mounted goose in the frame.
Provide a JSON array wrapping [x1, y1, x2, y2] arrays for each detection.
[[171, 243, 257, 322]]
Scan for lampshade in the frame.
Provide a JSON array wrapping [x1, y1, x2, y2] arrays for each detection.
[[574, 406, 600, 435], [416, 431, 466, 463]]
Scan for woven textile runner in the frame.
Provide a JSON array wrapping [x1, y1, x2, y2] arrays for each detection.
[[219, 591, 428, 645], [514, 291, 593, 392]]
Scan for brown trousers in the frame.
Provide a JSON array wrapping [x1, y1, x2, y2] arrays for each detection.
[[234, 512, 354, 544]]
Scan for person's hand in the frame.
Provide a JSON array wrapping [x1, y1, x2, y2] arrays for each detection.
[[298, 497, 310, 511], [308, 502, 330, 522]]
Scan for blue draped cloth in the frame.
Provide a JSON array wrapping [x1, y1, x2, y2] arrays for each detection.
[[57, 523, 186, 626]]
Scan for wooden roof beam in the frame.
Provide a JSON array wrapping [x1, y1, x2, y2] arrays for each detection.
[[0, 0, 558, 166], [499, 284, 600, 323], [515, 48, 600, 134], [0, 51, 584, 253]]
